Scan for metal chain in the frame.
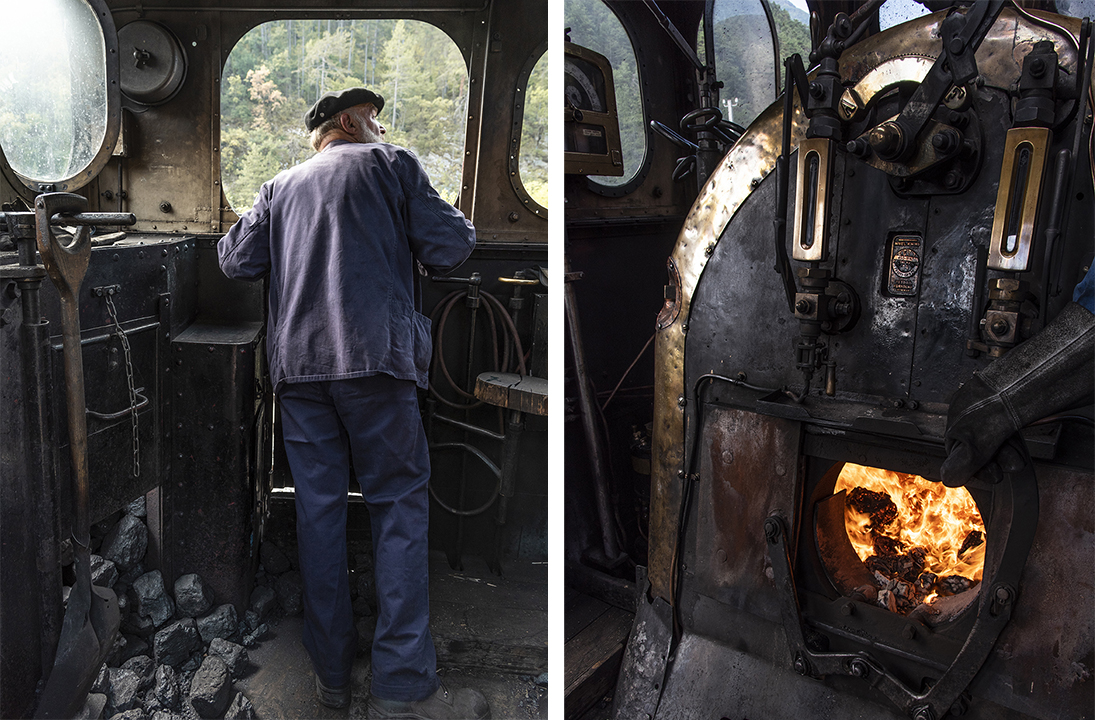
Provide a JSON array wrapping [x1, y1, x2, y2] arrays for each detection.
[[104, 292, 140, 477]]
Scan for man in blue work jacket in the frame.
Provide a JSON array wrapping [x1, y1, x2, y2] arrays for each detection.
[[218, 87, 489, 719]]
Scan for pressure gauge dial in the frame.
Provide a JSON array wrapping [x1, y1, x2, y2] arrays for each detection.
[[565, 57, 607, 114], [564, 42, 623, 177]]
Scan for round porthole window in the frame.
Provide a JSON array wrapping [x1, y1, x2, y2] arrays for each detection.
[[0, 0, 120, 193]]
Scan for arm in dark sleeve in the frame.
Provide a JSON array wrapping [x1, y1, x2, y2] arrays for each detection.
[[1073, 263, 1095, 312], [396, 150, 476, 274], [217, 183, 273, 280]]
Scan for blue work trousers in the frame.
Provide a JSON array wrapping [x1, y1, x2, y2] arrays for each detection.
[[278, 374, 439, 701]]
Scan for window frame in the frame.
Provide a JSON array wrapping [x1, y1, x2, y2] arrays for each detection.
[[509, 40, 548, 218], [577, 0, 652, 198], [1, 0, 122, 194]]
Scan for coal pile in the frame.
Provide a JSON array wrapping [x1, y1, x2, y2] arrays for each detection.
[[66, 497, 302, 720]]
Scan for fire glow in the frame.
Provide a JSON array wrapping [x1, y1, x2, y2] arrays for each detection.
[[836, 463, 986, 609]]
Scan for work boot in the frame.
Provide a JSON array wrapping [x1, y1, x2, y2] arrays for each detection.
[[316, 674, 351, 709], [367, 680, 491, 719]]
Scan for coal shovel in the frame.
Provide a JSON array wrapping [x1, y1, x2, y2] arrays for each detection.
[[33, 193, 132, 719]]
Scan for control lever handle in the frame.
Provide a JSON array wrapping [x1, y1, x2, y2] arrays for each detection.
[[51, 212, 136, 227]]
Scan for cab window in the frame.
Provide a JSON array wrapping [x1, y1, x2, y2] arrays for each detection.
[[0, 0, 113, 189], [702, 0, 810, 131], [221, 19, 470, 212], [564, 0, 646, 190]]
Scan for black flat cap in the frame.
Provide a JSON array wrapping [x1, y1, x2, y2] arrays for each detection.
[[304, 88, 385, 131]]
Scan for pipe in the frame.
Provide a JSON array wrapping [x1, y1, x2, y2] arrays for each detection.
[[9, 216, 63, 681], [565, 258, 623, 566]]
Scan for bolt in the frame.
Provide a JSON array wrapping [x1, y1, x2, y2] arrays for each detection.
[[990, 319, 1010, 336], [677, 395, 687, 408], [508, 212, 519, 222], [840, 601, 855, 616], [793, 654, 808, 675], [908, 400, 920, 410], [849, 659, 869, 678], [809, 81, 825, 100], [1029, 57, 1047, 78], [764, 517, 781, 543], [903, 624, 917, 640], [846, 137, 872, 158], [893, 399, 905, 409], [944, 170, 963, 190], [868, 122, 904, 160], [705, 243, 715, 257], [995, 586, 1013, 604], [160, 201, 172, 213], [796, 298, 813, 315], [931, 128, 960, 154]]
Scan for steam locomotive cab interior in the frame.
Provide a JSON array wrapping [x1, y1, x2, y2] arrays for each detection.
[[564, 2, 1093, 719], [0, 0, 547, 716]]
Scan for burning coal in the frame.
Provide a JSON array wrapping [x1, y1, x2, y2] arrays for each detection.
[[836, 463, 986, 615]]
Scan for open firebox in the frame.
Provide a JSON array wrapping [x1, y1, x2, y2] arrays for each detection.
[[610, 5, 1094, 720]]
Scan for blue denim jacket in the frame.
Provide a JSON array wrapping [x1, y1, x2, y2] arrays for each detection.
[[218, 140, 475, 390]]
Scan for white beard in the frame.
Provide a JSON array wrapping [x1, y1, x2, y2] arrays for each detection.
[[360, 126, 386, 144]]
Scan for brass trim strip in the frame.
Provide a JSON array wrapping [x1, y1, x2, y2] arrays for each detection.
[[792, 137, 832, 262], [988, 127, 1051, 272]]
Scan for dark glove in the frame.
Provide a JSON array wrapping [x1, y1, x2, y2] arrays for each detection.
[[941, 301, 1095, 487]]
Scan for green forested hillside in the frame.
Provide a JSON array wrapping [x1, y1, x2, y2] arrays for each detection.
[[221, 19, 547, 211]]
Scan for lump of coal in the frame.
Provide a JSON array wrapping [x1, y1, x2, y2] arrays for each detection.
[[878, 588, 898, 613], [915, 572, 938, 595], [848, 487, 898, 528], [872, 535, 905, 557], [121, 655, 155, 692], [133, 571, 175, 628], [249, 585, 277, 620], [959, 530, 984, 557], [197, 604, 239, 645], [153, 619, 201, 667], [106, 668, 142, 715], [189, 656, 232, 719], [209, 638, 249, 678], [91, 555, 119, 589], [100, 515, 148, 572], [174, 573, 214, 618], [225, 692, 257, 720], [938, 575, 974, 596], [152, 664, 181, 710]]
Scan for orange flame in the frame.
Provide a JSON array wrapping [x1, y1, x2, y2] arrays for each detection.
[[835, 463, 986, 591]]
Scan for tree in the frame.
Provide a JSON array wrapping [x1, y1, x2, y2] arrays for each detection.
[[220, 19, 487, 211]]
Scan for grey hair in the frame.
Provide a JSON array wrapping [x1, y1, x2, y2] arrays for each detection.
[[309, 113, 345, 152], [309, 103, 381, 151]]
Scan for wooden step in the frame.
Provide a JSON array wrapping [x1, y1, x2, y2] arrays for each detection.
[[564, 589, 633, 719]]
